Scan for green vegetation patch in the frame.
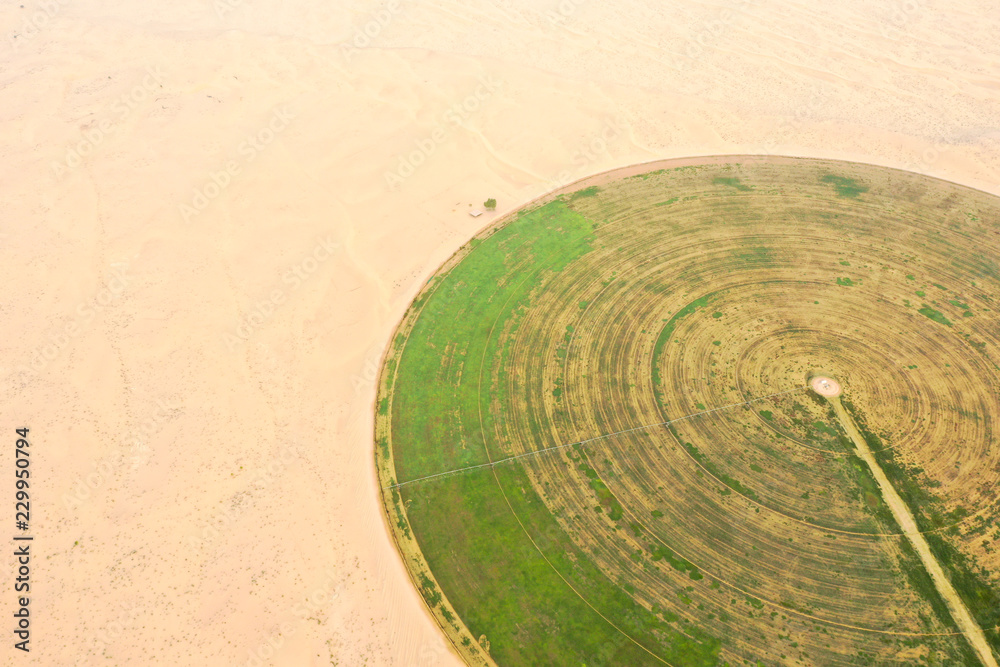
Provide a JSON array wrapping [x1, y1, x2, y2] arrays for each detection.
[[647, 542, 704, 580], [820, 174, 869, 198], [569, 185, 600, 200], [403, 466, 720, 665], [918, 305, 952, 327], [713, 176, 753, 191], [391, 200, 595, 481], [579, 462, 624, 520]]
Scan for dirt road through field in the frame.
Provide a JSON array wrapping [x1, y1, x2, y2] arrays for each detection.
[[829, 396, 998, 667]]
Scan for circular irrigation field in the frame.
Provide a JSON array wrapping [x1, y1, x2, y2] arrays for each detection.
[[375, 157, 1000, 666]]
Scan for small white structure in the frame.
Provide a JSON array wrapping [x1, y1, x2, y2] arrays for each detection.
[[469, 209, 483, 217], [810, 375, 842, 397]]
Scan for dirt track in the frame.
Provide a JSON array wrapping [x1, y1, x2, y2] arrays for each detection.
[[829, 397, 999, 667]]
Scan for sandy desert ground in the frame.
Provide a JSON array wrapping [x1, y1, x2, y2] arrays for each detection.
[[1, 0, 999, 664]]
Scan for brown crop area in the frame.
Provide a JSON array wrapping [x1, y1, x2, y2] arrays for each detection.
[[376, 156, 1000, 666]]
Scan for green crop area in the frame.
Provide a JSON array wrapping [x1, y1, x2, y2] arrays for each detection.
[[375, 157, 1000, 666]]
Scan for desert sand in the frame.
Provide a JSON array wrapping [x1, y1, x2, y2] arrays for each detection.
[[1, 0, 999, 664]]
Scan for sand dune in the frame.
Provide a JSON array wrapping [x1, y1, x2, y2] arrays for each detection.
[[2, 0, 998, 664]]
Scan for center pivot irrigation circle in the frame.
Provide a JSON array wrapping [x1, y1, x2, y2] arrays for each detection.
[[375, 156, 1000, 667]]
